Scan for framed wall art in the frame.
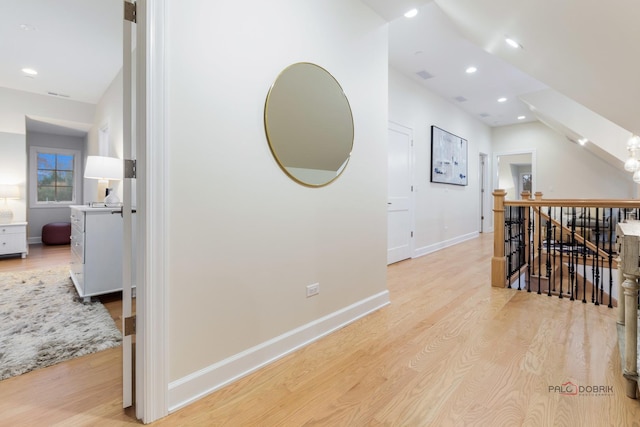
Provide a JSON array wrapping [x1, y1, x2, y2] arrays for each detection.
[[430, 125, 468, 186]]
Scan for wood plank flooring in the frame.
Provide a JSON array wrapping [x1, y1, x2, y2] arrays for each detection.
[[2, 235, 640, 426]]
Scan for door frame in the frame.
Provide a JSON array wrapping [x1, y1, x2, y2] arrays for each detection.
[[138, 0, 169, 423], [479, 152, 488, 233], [387, 120, 415, 263], [493, 149, 537, 200]]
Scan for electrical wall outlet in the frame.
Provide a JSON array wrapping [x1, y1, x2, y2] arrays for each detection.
[[306, 283, 320, 297]]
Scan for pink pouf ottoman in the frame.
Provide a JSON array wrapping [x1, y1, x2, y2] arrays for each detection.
[[42, 222, 72, 245]]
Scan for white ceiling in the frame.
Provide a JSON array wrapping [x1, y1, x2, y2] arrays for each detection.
[[362, 0, 640, 136], [435, 0, 640, 135], [0, 0, 121, 105], [384, 1, 547, 127], [2, 0, 636, 138]]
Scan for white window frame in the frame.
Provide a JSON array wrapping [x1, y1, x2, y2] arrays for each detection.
[[29, 146, 82, 208]]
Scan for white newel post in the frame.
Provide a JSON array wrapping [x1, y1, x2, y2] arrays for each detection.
[[617, 253, 625, 326], [618, 222, 640, 399], [623, 273, 639, 398]]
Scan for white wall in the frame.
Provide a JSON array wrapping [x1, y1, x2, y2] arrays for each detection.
[[388, 67, 492, 254], [0, 132, 27, 223], [493, 122, 635, 199], [165, 0, 389, 408], [85, 69, 124, 203], [0, 87, 95, 222], [0, 87, 95, 136]]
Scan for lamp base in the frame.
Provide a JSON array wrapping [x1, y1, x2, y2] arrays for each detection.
[[0, 207, 13, 224], [104, 190, 121, 207]]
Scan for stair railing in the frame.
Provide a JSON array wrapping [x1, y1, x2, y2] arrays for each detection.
[[492, 189, 640, 399]]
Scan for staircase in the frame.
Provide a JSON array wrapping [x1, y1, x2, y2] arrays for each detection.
[[492, 189, 640, 400]]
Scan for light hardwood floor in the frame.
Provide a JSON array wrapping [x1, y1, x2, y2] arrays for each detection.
[[2, 235, 640, 426]]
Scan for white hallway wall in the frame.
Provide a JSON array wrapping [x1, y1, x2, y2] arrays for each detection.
[[388, 67, 492, 255], [165, 0, 389, 410], [492, 122, 635, 199], [85, 69, 124, 203]]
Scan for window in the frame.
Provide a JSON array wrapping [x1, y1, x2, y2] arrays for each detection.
[[30, 147, 81, 207]]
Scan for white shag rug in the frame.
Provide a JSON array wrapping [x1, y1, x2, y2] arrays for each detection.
[[0, 265, 122, 381]]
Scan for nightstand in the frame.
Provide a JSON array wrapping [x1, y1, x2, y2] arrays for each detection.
[[0, 222, 28, 258]]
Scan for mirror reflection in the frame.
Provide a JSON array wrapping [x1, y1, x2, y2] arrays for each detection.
[[264, 62, 354, 187]]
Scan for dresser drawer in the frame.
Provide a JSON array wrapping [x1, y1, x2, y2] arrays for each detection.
[[0, 233, 26, 255], [0, 225, 25, 235], [70, 210, 85, 232], [70, 231, 85, 263]]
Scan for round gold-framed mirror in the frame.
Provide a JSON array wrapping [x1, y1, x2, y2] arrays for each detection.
[[264, 62, 354, 187]]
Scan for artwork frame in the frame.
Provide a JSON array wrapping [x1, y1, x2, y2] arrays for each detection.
[[430, 125, 468, 186]]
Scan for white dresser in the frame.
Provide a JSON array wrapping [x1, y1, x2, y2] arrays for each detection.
[[70, 205, 129, 301], [0, 222, 28, 258]]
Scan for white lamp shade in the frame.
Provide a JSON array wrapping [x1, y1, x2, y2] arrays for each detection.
[[84, 156, 123, 180], [0, 184, 19, 199]]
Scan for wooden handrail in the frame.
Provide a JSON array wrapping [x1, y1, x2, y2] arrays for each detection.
[[505, 199, 640, 208]]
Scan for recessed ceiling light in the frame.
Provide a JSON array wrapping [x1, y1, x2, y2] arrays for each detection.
[[497, 97, 507, 103], [578, 138, 588, 145], [404, 8, 418, 18], [465, 66, 477, 74], [517, 115, 526, 120], [505, 37, 521, 49], [19, 23, 36, 31], [21, 68, 38, 76]]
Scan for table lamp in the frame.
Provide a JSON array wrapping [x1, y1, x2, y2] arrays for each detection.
[[84, 156, 123, 206]]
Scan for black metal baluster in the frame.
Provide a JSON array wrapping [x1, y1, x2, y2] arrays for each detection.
[[505, 206, 512, 287], [552, 221, 557, 293], [608, 208, 613, 308], [559, 207, 564, 299], [527, 206, 533, 293], [593, 207, 600, 306], [537, 207, 542, 294], [546, 207, 552, 297], [570, 207, 576, 301], [582, 207, 587, 304], [518, 207, 524, 291]]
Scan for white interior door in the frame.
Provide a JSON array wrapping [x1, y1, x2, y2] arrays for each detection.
[[387, 122, 413, 265]]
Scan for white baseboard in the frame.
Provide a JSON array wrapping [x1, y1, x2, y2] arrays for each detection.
[[413, 231, 479, 258], [167, 290, 391, 412], [27, 237, 42, 245]]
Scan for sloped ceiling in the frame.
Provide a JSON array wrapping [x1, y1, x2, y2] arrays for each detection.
[[435, 0, 640, 135]]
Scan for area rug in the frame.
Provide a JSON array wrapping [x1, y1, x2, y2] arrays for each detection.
[[0, 265, 122, 381]]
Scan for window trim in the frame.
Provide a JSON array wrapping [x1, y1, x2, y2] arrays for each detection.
[[29, 146, 82, 208]]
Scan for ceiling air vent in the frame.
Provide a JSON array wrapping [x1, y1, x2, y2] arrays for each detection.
[[416, 70, 434, 80], [47, 91, 70, 98], [479, 113, 491, 118], [454, 96, 467, 103]]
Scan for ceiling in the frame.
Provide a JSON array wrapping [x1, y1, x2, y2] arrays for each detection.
[[384, 1, 547, 127], [0, 0, 121, 105], [2, 0, 637, 138], [362, 0, 640, 136]]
